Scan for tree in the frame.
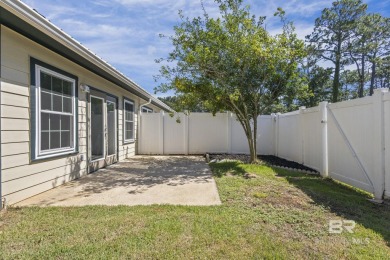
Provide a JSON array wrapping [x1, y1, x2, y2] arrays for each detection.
[[155, 0, 305, 163], [361, 14, 390, 95], [306, 0, 367, 102], [339, 69, 361, 100], [347, 13, 390, 97], [158, 95, 211, 112], [298, 47, 332, 107], [376, 56, 390, 89]]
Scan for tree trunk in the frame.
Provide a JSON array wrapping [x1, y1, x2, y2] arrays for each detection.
[[358, 54, 365, 98], [239, 118, 257, 164], [370, 60, 376, 96], [333, 57, 341, 102]]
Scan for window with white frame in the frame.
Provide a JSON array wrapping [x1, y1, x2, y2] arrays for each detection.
[[35, 64, 77, 158], [124, 99, 135, 142], [141, 106, 153, 113]]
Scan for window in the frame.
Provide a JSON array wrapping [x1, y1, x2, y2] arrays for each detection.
[[124, 99, 135, 142], [141, 106, 153, 113], [31, 59, 77, 160]]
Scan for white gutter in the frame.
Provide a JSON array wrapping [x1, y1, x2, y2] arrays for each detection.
[[1, 0, 172, 112], [139, 99, 152, 113]]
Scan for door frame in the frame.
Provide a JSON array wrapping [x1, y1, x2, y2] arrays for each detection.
[[87, 86, 119, 173], [89, 95, 105, 162]]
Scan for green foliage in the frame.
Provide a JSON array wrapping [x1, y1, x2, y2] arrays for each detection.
[[155, 0, 305, 162], [307, 0, 390, 102], [376, 56, 390, 89], [158, 96, 211, 112], [306, 0, 367, 102]]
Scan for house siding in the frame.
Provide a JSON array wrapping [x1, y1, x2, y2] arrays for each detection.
[[0, 25, 161, 204]]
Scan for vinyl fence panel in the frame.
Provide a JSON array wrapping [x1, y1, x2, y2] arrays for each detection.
[[257, 115, 274, 155], [384, 93, 390, 199], [139, 89, 390, 199], [138, 112, 161, 154], [277, 111, 302, 163], [302, 107, 321, 171], [327, 98, 375, 194], [163, 112, 187, 154], [188, 113, 228, 154]]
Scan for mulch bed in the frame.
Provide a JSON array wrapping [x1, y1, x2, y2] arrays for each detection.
[[207, 153, 318, 173]]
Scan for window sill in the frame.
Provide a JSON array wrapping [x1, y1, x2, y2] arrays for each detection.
[[32, 150, 79, 163], [123, 139, 136, 145]]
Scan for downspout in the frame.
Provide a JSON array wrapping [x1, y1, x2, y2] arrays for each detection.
[[138, 99, 152, 155]]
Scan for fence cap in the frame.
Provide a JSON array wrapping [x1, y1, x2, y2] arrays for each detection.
[[374, 88, 389, 94]]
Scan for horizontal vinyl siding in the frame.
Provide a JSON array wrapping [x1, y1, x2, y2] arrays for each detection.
[[1, 118, 29, 131], [1, 80, 29, 96], [1, 142, 29, 156], [1, 91, 29, 107], [2, 153, 30, 169], [0, 26, 88, 204], [1, 25, 163, 204], [3, 161, 87, 195], [1, 105, 29, 119], [4, 169, 87, 204], [1, 130, 29, 143]]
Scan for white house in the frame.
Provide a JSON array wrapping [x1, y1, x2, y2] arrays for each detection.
[[0, 0, 172, 206]]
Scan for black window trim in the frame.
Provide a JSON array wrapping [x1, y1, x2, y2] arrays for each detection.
[[30, 57, 79, 161]]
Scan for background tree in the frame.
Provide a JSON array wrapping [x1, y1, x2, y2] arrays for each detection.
[[158, 95, 211, 112], [155, 0, 305, 163], [361, 14, 390, 95], [306, 0, 367, 102], [298, 47, 333, 107], [376, 56, 390, 89]]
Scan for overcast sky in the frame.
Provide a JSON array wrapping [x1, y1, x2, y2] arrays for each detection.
[[22, 0, 390, 97]]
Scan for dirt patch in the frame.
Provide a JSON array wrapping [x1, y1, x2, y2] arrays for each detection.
[[207, 153, 318, 173]]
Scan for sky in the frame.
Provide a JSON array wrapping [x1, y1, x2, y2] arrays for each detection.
[[22, 0, 390, 97]]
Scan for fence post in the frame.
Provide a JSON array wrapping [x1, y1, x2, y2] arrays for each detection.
[[159, 111, 164, 155], [319, 101, 329, 178], [372, 88, 388, 200], [138, 112, 142, 154], [227, 112, 232, 154], [270, 113, 276, 155], [299, 106, 306, 164], [275, 113, 281, 157], [184, 112, 189, 155]]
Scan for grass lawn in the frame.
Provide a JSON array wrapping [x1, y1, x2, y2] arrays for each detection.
[[1, 162, 389, 259]]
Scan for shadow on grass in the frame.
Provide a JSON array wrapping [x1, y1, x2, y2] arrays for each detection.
[[210, 162, 390, 245], [210, 161, 246, 177], [274, 168, 390, 245]]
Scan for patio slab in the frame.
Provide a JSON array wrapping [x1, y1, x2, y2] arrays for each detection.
[[15, 156, 221, 206]]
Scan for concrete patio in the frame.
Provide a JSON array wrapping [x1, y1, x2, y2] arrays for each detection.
[[15, 156, 221, 207]]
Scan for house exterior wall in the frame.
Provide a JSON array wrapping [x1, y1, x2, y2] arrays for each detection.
[[0, 25, 161, 204]]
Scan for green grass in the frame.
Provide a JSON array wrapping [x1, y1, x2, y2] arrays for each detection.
[[1, 162, 389, 259]]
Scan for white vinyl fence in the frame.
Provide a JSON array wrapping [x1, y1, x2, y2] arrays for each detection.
[[138, 112, 274, 156], [139, 88, 390, 200]]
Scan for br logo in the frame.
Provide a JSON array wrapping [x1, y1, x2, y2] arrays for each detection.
[[329, 220, 356, 234]]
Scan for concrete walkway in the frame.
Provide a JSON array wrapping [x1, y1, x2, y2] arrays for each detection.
[[16, 156, 221, 206]]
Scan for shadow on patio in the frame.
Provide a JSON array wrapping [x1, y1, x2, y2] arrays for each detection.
[[16, 156, 221, 207]]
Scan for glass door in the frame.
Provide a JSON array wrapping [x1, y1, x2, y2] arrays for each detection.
[[88, 90, 118, 172], [106, 97, 117, 165], [90, 96, 105, 161]]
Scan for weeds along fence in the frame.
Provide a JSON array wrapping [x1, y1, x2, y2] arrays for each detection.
[[139, 88, 390, 200]]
